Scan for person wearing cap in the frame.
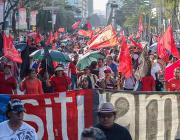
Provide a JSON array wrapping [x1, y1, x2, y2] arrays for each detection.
[[20, 68, 44, 94], [97, 68, 117, 90], [95, 102, 132, 140], [46, 65, 71, 92], [97, 58, 113, 80], [0, 64, 17, 94], [81, 127, 106, 140], [0, 99, 38, 140]]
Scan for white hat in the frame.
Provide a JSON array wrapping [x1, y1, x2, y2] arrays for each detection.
[[55, 66, 64, 71]]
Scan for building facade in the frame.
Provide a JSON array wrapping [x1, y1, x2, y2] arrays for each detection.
[[88, 0, 93, 17], [65, 0, 88, 18], [78, 0, 88, 18]]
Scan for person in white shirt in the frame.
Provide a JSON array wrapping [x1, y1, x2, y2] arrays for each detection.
[[97, 58, 113, 80], [149, 54, 162, 80], [123, 76, 136, 90], [0, 99, 38, 140]]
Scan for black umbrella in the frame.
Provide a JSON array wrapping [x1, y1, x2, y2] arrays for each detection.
[[15, 43, 27, 52]]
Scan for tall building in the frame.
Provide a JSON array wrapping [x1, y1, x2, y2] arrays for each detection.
[[106, 0, 118, 25], [78, 0, 88, 18], [88, 0, 93, 17], [65, 0, 78, 6], [65, 0, 88, 18]]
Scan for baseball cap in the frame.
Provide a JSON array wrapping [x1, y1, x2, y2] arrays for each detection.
[[9, 99, 25, 112], [98, 102, 116, 113]]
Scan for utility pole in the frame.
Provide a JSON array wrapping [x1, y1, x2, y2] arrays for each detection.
[[52, 0, 54, 32], [111, 1, 118, 30]]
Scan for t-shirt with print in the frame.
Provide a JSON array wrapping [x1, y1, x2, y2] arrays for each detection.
[[0, 120, 38, 140]]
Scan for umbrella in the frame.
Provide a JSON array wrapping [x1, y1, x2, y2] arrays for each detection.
[[165, 59, 180, 81], [29, 49, 70, 62], [77, 51, 105, 70], [15, 43, 27, 52]]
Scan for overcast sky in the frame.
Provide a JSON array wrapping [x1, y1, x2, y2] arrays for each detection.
[[93, 0, 108, 13]]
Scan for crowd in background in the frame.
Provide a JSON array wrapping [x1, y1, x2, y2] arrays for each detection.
[[0, 30, 180, 95]]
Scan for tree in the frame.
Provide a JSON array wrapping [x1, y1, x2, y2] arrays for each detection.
[[155, 0, 180, 29]]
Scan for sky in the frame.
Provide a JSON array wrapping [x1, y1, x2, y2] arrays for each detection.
[[93, 0, 108, 14]]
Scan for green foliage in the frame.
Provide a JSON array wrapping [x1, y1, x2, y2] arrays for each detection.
[[120, 0, 149, 31]]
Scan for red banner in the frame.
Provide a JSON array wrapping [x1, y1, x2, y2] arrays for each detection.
[[3, 34, 22, 63], [87, 25, 118, 49], [12, 89, 93, 140], [78, 30, 93, 38]]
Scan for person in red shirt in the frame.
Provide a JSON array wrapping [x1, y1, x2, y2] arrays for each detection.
[[0, 64, 17, 94], [20, 68, 43, 94], [141, 70, 155, 91], [166, 67, 180, 91], [47, 66, 71, 92], [68, 54, 78, 89]]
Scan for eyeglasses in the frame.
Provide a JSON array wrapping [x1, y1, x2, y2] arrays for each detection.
[[99, 113, 114, 118]]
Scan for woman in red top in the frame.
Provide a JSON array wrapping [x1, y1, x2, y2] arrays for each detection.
[[47, 66, 71, 92], [166, 67, 180, 91], [0, 64, 17, 94], [141, 70, 155, 91], [20, 69, 43, 94]]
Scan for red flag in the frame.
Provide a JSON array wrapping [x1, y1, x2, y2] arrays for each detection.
[[72, 20, 81, 30], [160, 25, 180, 59], [46, 32, 54, 45], [54, 31, 59, 41], [129, 35, 143, 50], [157, 36, 169, 62], [35, 32, 42, 45], [86, 21, 92, 30], [93, 27, 101, 35], [58, 27, 65, 33], [3, 34, 22, 63], [165, 59, 180, 81], [87, 25, 118, 49], [118, 36, 133, 78], [78, 30, 93, 38]]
